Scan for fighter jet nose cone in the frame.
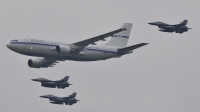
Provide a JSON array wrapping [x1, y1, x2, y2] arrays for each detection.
[[148, 22, 154, 25], [31, 78, 42, 82], [31, 79, 39, 82], [40, 95, 46, 98]]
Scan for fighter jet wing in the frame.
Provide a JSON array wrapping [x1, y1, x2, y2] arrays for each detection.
[[57, 76, 70, 83], [62, 96, 70, 99], [70, 28, 126, 53], [171, 24, 183, 27], [172, 20, 188, 27], [62, 93, 77, 99]]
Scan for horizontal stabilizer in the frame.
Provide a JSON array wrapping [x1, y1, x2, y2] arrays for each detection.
[[118, 43, 148, 53]]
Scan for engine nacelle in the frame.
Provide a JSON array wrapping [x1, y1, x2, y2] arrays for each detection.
[[28, 59, 42, 68], [56, 45, 71, 54]]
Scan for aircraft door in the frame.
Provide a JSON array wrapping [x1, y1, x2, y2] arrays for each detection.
[[23, 38, 33, 52], [24, 38, 30, 44]]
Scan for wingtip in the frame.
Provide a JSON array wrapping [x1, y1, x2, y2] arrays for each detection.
[[120, 27, 127, 31]]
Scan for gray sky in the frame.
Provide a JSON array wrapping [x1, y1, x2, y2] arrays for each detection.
[[1, 0, 200, 112]]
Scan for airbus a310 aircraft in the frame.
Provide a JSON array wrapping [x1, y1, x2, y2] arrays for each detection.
[[6, 23, 148, 68]]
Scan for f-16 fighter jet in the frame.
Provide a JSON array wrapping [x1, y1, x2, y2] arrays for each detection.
[[32, 76, 72, 89], [148, 20, 191, 34], [40, 92, 80, 105]]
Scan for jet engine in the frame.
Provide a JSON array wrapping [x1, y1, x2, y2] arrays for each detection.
[[28, 59, 42, 68], [56, 45, 71, 54], [68, 98, 77, 103]]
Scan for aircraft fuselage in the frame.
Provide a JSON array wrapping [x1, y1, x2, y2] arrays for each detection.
[[7, 38, 122, 61]]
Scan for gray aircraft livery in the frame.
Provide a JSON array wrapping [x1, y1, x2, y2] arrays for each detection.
[[40, 92, 79, 105], [6, 23, 148, 68], [32, 76, 72, 89], [148, 20, 191, 34]]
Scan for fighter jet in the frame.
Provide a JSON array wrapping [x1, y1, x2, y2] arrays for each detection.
[[40, 92, 80, 105], [32, 76, 72, 89], [148, 20, 191, 34]]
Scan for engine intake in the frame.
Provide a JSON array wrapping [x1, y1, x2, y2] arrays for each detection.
[[56, 45, 71, 54], [28, 59, 42, 68]]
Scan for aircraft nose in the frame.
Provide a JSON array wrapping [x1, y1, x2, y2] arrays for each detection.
[[148, 22, 156, 25], [6, 44, 11, 49], [40, 95, 48, 98], [31, 79, 39, 81], [6, 43, 15, 51], [31, 78, 43, 82]]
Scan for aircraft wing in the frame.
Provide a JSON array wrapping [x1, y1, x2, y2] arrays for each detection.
[[172, 20, 188, 27], [70, 28, 126, 53], [62, 95, 73, 99], [62, 96, 71, 100], [38, 58, 60, 68], [171, 24, 183, 27], [57, 76, 70, 83]]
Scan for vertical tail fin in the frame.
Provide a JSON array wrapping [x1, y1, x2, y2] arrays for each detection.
[[104, 23, 132, 48], [62, 76, 69, 81], [70, 92, 77, 97], [180, 20, 188, 25]]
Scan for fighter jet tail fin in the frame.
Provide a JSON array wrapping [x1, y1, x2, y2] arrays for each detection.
[[104, 23, 132, 48], [70, 92, 77, 97], [118, 43, 148, 53], [62, 76, 69, 81], [180, 20, 188, 25], [57, 76, 69, 83]]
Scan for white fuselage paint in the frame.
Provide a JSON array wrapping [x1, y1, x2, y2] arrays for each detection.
[[7, 38, 123, 61]]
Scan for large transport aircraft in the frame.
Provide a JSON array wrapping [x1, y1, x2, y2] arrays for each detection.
[[6, 23, 148, 68]]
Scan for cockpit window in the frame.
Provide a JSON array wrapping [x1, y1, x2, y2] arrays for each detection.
[[11, 40, 18, 42], [156, 21, 162, 23]]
